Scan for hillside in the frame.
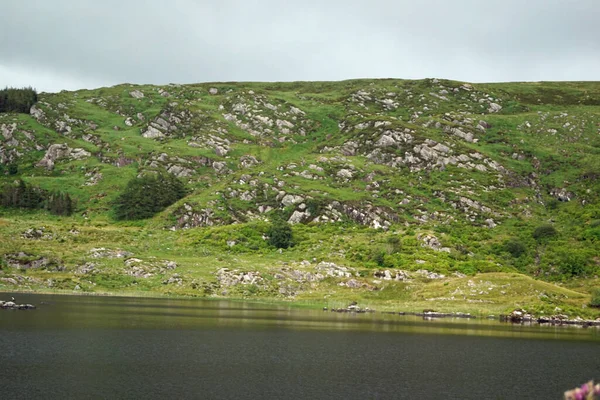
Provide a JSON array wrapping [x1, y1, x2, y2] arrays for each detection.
[[1, 79, 599, 317]]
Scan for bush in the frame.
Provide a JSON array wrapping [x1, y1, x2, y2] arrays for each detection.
[[533, 224, 558, 241], [113, 173, 187, 220], [0, 87, 38, 114], [267, 218, 294, 249], [504, 238, 527, 258], [385, 236, 402, 254], [559, 252, 588, 277], [591, 289, 600, 308]]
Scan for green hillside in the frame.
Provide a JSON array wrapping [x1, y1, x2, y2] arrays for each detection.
[[1, 79, 599, 317]]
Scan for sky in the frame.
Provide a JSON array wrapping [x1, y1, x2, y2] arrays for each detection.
[[1, 0, 599, 92]]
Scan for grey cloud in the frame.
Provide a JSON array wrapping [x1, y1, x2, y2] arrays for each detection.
[[1, 0, 599, 92]]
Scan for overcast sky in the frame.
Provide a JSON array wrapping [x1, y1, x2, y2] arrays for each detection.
[[1, 0, 599, 92]]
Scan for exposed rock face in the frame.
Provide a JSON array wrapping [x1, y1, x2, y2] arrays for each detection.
[[315, 262, 356, 278], [374, 269, 411, 281], [216, 268, 264, 287], [21, 227, 54, 240], [122, 258, 177, 279], [288, 210, 310, 224], [3, 252, 52, 270], [30, 105, 46, 121], [550, 188, 574, 202], [89, 248, 133, 259], [141, 108, 194, 139], [488, 103, 502, 113], [418, 234, 451, 253], [142, 125, 165, 139], [130, 90, 144, 99], [281, 194, 304, 207], [415, 269, 446, 279], [175, 204, 218, 229], [75, 263, 97, 275], [239, 155, 260, 169], [36, 144, 91, 170]]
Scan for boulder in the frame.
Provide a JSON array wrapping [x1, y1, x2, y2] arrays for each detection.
[[281, 194, 304, 207], [130, 90, 144, 99], [488, 103, 502, 113]]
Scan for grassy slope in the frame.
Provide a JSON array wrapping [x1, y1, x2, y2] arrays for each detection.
[[0, 79, 599, 317]]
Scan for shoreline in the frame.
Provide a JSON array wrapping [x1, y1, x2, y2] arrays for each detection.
[[3, 288, 599, 328]]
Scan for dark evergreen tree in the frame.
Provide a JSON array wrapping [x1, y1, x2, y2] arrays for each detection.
[[0, 180, 73, 216], [113, 173, 187, 220], [0, 87, 38, 114], [267, 218, 294, 249]]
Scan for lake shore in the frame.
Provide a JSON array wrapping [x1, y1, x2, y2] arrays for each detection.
[[3, 287, 599, 328]]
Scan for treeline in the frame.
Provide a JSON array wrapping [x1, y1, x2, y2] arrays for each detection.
[[113, 173, 187, 220], [1, 179, 74, 216], [0, 87, 38, 113]]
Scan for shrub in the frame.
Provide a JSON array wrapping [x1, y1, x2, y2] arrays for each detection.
[[504, 238, 527, 258], [385, 236, 402, 254], [113, 173, 187, 220], [559, 252, 588, 277], [267, 219, 294, 249], [371, 250, 386, 267], [591, 289, 600, 308], [533, 224, 558, 241]]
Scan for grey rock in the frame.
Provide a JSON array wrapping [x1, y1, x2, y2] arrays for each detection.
[[488, 103, 502, 113], [130, 90, 144, 99]]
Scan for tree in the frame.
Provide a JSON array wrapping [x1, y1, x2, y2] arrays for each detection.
[[533, 224, 558, 242], [267, 218, 294, 249], [0, 87, 38, 114], [504, 238, 526, 258], [113, 173, 187, 220], [0, 179, 73, 215]]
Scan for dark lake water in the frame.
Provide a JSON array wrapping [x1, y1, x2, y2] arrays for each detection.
[[1, 293, 599, 399]]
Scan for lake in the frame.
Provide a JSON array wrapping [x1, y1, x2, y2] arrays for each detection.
[[1, 293, 598, 399]]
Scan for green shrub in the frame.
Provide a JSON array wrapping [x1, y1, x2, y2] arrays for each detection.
[[559, 252, 588, 277], [7, 163, 18, 175], [267, 219, 294, 249], [385, 236, 402, 255], [504, 238, 527, 258], [533, 224, 558, 241], [591, 289, 600, 308]]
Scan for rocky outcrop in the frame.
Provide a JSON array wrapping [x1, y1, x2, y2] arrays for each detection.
[[21, 227, 55, 240], [36, 144, 91, 170], [216, 268, 264, 287], [123, 258, 177, 279], [89, 248, 133, 259], [315, 262, 356, 278], [418, 234, 451, 253], [550, 188, 574, 202], [141, 108, 194, 139], [0, 300, 36, 310], [129, 90, 144, 99]]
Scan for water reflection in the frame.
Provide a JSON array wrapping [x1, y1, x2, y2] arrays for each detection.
[[1, 292, 598, 342]]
